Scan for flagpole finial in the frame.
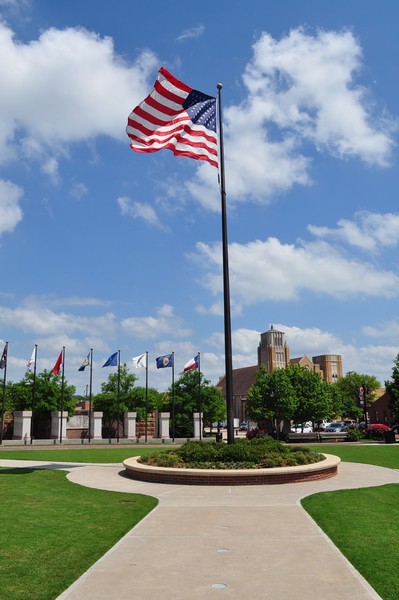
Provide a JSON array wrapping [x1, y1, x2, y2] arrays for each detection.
[[217, 83, 223, 90]]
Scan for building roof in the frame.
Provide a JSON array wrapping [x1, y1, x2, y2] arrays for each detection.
[[216, 365, 258, 396]]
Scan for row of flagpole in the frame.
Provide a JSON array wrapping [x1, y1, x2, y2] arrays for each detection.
[[0, 342, 202, 444]]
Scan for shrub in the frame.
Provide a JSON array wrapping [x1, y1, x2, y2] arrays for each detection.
[[139, 438, 324, 469], [246, 427, 269, 439], [346, 428, 365, 442], [365, 423, 391, 440]]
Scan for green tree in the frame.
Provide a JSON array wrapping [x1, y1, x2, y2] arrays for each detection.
[[93, 363, 163, 430], [247, 366, 296, 435], [288, 365, 333, 426], [165, 370, 225, 438], [385, 353, 399, 419], [7, 370, 76, 416], [335, 371, 380, 419]]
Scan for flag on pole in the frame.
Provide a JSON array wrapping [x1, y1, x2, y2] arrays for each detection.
[[126, 67, 218, 168], [0, 344, 7, 369], [156, 354, 173, 369], [132, 353, 147, 369], [78, 353, 90, 372], [27, 346, 36, 369], [52, 350, 63, 375], [183, 354, 199, 372], [103, 352, 118, 367]]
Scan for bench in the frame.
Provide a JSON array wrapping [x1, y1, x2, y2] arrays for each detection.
[[287, 432, 319, 443], [318, 432, 349, 442]]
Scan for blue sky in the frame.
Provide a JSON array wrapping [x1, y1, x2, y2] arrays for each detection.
[[0, 0, 398, 394]]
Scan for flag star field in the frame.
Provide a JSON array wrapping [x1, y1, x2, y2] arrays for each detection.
[[0, 0, 398, 394]]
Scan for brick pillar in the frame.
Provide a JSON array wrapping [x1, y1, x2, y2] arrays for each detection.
[[92, 412, 103, 439], [51, 411, 68, 439], [193, 412, 203, 439]]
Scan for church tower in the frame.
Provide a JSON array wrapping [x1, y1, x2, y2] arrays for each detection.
[[257, 325, 290, 373]]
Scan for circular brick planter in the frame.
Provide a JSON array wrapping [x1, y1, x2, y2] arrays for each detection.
[[123, 453, 340, 486]]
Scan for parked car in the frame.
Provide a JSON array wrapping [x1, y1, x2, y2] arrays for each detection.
[[314, 420, 331, 431], [239, 421, 248, 431], [343, 420, 357, 429], [290, 423, 313, 433], [390, 423, 399, 434], [325, 422, 347, 432]]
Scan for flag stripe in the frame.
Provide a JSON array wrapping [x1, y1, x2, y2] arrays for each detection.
[[127, 67, 218, 168]]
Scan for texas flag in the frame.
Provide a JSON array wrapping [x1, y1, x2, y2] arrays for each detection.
[[183, 354, 199, 372]]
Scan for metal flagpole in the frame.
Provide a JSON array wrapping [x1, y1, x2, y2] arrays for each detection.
[[117, 349, 121, 443], [217, 83, 234, 444], [198, 352, 202, 441], [145, 351, 149, 442], [30, 344, 38, 444], [88, 348, 93, 443], [172, 351, 175, 442], [59, 346, 65, 444], [0, 341, 8, 445]]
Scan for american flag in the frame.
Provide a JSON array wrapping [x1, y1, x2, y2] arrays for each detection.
[[126, 67, 218, 168]]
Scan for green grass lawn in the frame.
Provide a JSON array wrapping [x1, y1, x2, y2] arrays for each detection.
[[302, 484, 399, 600], [315, 443, 399, 469], [0, 446, 169, 463], [0, 467, 158, 600]]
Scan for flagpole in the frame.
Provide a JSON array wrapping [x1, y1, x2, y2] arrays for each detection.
[[217, 83, 234, 444], [59, 347, 65, 444], [145, 351, 149, 442], [0, 341, 8, 445], [198, 352, 202, 441], [172, 351, 175, 442], [88, 348, 93, 443], [30, 344, 37, 444], [117, 349, 121, 443]]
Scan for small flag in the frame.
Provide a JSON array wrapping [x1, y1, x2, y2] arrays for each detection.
[[126, 67, 218, 168], [103, 352, 118, 367], [132, 353, 147, 369], [78, 353, 90, 372], [156, 354, 173, 369], [52, 350, 63, 375], [27, 346, 36, 369], [183, 354, 199, 372], [0, 344, 7, 369]]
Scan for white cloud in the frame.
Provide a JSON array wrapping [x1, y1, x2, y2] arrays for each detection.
[[176, 25, 205, 42], [186, 28, 395, 210], [0, 179, 23, 235], [117, 195, 166, 229], [69, 181, 89, 200], [121, 304, 192, 339], [0, 22, 158, 160], [309, 211, 399, 253], [192, 236, 399, 309]]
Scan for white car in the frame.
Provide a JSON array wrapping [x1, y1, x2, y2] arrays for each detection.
[[290, 423, 313, 433]]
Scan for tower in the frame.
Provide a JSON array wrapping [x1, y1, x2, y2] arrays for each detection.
[[257, 325, 290, 373]]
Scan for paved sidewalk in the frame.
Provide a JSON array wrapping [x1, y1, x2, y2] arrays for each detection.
[[2, 458, 399, 599]]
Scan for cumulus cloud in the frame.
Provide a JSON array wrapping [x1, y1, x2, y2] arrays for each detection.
[[309, 211, 399, 253], [117, 195, 166, 229], [0, 22, 158, 162], [192, 236, 399, 310], [187, 28, 395, 210], [121, 304, 192, 339], [0, 179, 23, 235]]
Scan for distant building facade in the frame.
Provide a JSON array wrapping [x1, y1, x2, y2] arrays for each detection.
[[217, 325, 343, 420]]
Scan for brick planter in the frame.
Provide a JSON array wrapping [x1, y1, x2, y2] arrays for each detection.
[[123, 454, 340, 486]]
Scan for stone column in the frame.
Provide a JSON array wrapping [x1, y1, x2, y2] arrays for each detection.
[[193, 412, 203, 439], [159, 412, 170, 439], [124, 412, 137, 439], [92, 412, 103, 439], [51, 411, 68, 439], [13, 411, 32, 440]]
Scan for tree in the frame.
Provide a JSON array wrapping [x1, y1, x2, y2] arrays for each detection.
[[335, 371, 381, 419], [288, 365, 333, 426], [247, 366, 296, 435], [7, 370, 76, 416], [385, 354, 399, 419], [93, 363, 163, 430], [165, 370, 225, 438]]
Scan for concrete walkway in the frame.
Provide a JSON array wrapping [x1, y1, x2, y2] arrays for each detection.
[[2, 458, 399, 600]]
